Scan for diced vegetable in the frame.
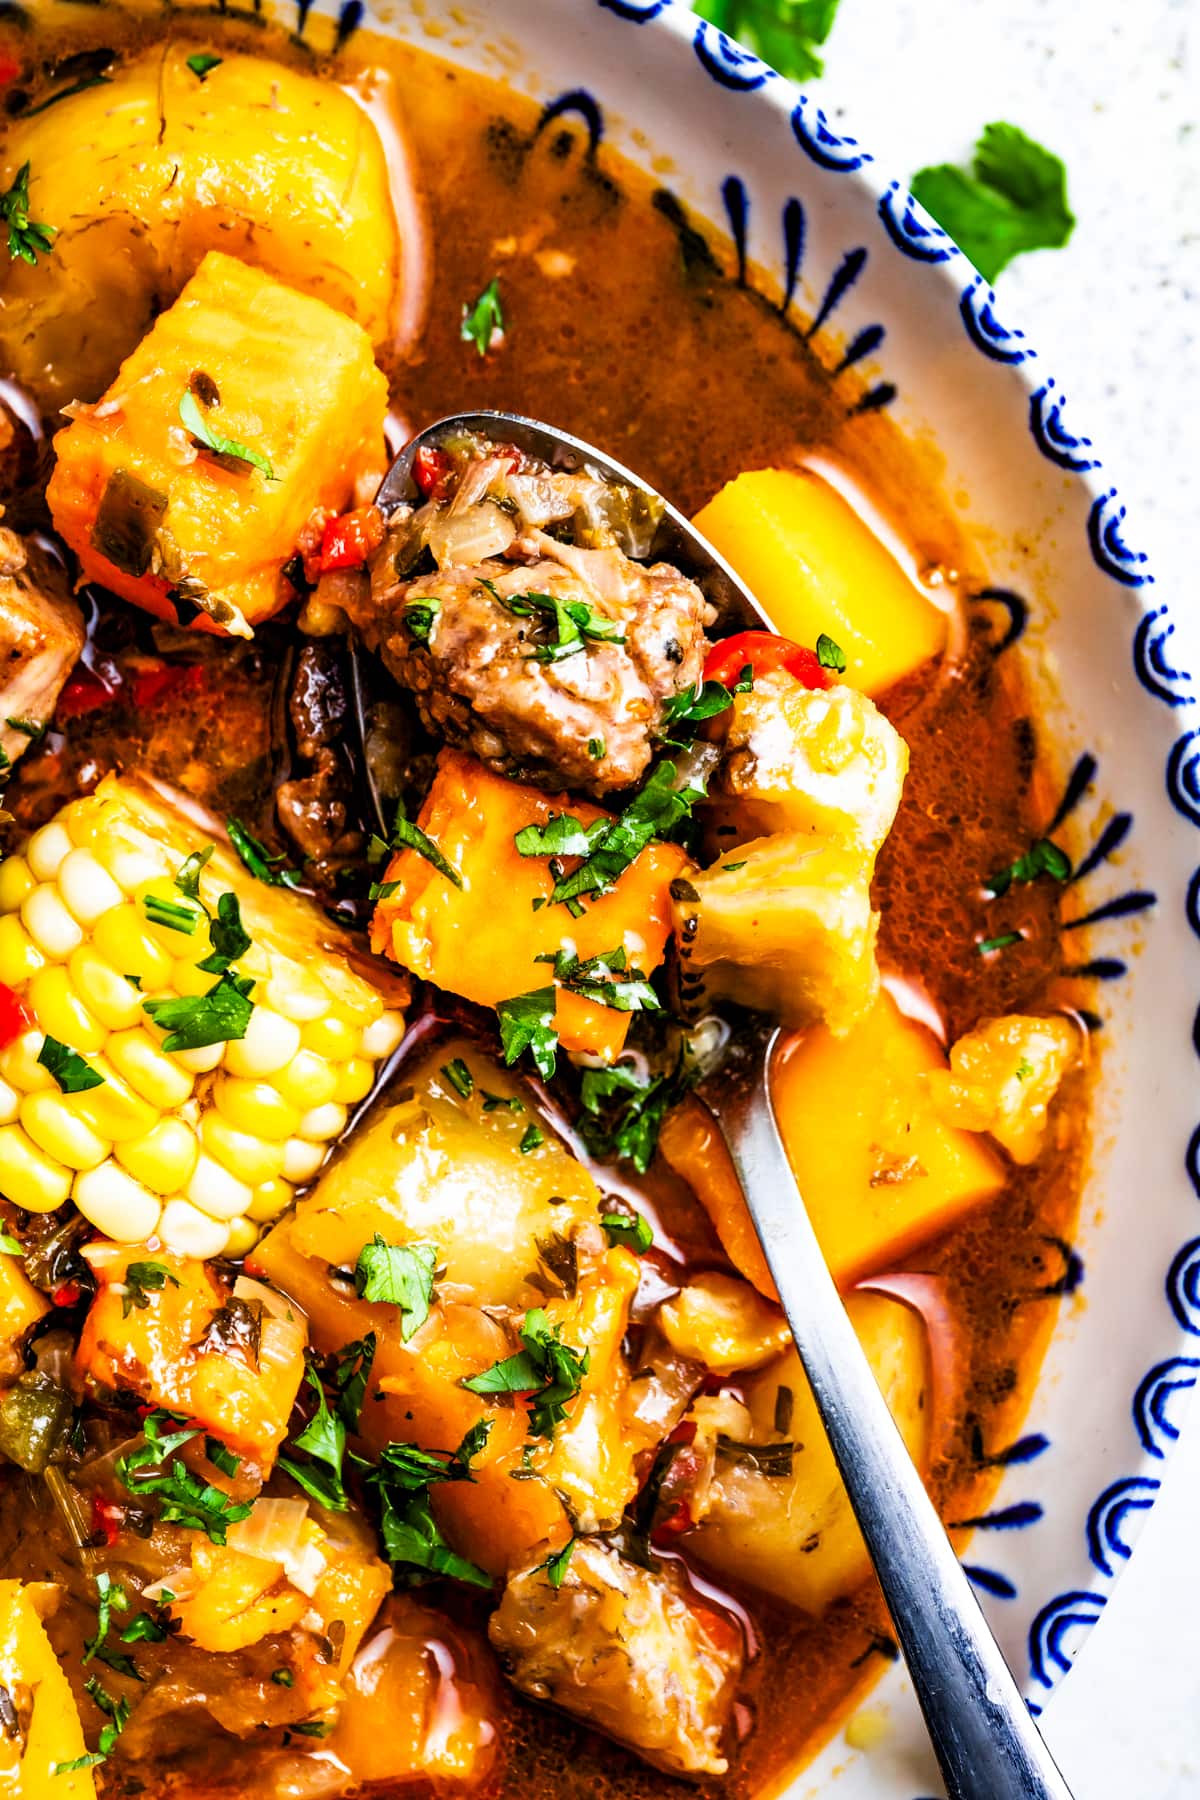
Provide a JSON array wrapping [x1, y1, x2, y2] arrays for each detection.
[[926, 1012, 1080, 1163], [47, 253, 388, 635], [0, 1248, 48, 1346], [693, 469, 946, 696], [658, 1272, 791, 1375], [702, 630, 830, 692], [688, 1293, 930, 1613], [0, 1373, 71, 1473], [0, 1581, 98, 1794], [171, 1540, 309, 1653], [660, 990, 1005, 1293], [370, 751, 687, 1063], [0, 775, 405, 1257], [718, 667, 909, 860], [0, 46, 400, 408], [76, 1245, 307, 1468], [671, 832, 880, 1036]]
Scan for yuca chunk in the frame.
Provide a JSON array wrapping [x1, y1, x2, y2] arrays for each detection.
[[0, 528, 85, 764], [47, 253, 387, 637]]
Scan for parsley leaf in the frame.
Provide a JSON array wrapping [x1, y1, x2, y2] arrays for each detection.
[[514, 812, 599, 860], [121, 1260, 179, 1318], [278, 1366, 348, 1510], [179, 389, 277, 481], [196, 891, 251, 974], [660, 678, 736, 737], [115, 1409, 252, 1544], [816, 632, 846, 673], [0, 1233, 22, 1256], [533, 1536, 577, 1588], [186, 52, 222, 78], [386, 818, 463, 889], [497, 589, 624, 664], [587, 737, 606, 761], [461, 276, 504, 356], [536, 943, 661, 1014], [38, 1036, 105, 1094], [985, 836, 1072, 898], [226, 818, 302, 889], [462, 1307, 590, 1440], [83, 1572, 128, 1666], [977, 930, 1024, 955], [1015, 1057, 1035, 1082], [547, 761, 707, 905], [86, 1677, 132, 1756], [600, 1211, 654, 1254], [911, 123, 1074, 283], [120, 1611, 168, 1644], [365, 1423, 493, 1589], [518, 1123, 544, 1154], [496, 987, 559, 1082], [441, 1058, 474, 1099], [354, 1236, 437, 1340], [174, 845, 213, 901], [579, 1053, 695, 1175], [0, 162, 55, 267], [143, 968, 254, 1051], [143, 893, 201, 934], [691, 0, 840, 82], [332, 1333, 377, 1432], [404, 597, 441, 642]]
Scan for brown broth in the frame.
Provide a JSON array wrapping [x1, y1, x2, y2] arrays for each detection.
[[0, 15, 1091, 1800]]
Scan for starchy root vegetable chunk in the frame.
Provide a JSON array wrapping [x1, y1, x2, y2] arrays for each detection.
[[0, 46, 400, 408], [0, 1244, 48, 1350], [659, 1272, 791, 1375], [370, 750, 687, 1062], [927, 1012, 1081, 1163], [0, 1581, 97, 1795], [660, 990, 1005, 1293], [0, 528, 85, 768], [686, 1293, 930, 1614], [693, 468, 946, 696], [718, 667, 909, 858], [0, 774, 406, 1257], [47, 253, 388, 636], [489, 1536, 742, 1777], [672, 832, 880, 1036], [76, 1247, 307, 1469]]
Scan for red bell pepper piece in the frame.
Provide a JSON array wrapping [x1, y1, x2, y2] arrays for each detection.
[[51, 1279, 82, 1309], [411, 445, 455, 502], [702, 629, 832, 693], [0, 983, 29, 1050], [318, 506, 385, 574], [89, 1493, 124, 1548]]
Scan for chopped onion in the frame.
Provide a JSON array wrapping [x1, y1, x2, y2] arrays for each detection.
[[144, 1565, 195, 1603], [229, 1499, 327, 1595], [426, 499, 515, 568]]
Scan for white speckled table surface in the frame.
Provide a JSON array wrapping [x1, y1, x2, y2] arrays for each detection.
[[809, 0, 1198, 1793]]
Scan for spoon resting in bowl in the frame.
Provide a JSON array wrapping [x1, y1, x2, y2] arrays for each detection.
[[363, 411, 1077, 1800]]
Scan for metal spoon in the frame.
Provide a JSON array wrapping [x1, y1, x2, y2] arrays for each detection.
[[365, 412, 1076, 1798]]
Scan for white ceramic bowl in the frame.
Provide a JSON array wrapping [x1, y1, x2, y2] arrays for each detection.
[[305, 1, 1195, 1790]]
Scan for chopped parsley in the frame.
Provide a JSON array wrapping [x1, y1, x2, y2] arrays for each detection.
[[0, 162, 55, 267], [911, 123, 1074, 283], [5, 715, 45, 739], [441, 1058, 474, 1100], [587, 737, 606, 760], [404, 598, 441, 642], [361, 1422, 493, 1589], [579, 1054, 695, 1175], [715, 1434, 795, 1478], [816, 632, 847, 673], [514, 812, 597, 860], [121, 1260, 179, 1319], [518, 1123, 544, 1155], [544, 760, 708, 906], [226, 818, 302, 889], [331, 1333, 377, 1432], [0, 1233, 22, 1256], [495, 588, 624, 664], [460, 276, 504, 356], [143, 968, 255, 1051], [534, 1536, 577, 1589], [197, 891, 251, 974], [691, 0, 841, 82], [535, 943, 661, 1014], [115, 1409, 252, 1545], [185, 51, 222, 78], [660, 677, 737, 738], [37, 1036, 105, 1094], [174, 845, 213, 901], [985, 836, 1072, 898], [83, 1573, 128, 1666], [977, 930, 1024, 955], [482, 1091, 523, 1113], [462, 1307, 589, 1440], [142, 893, 200, 935], [120, 1611, 168, 1645], [278, 1366, 348, 1511], [271, 1667, 295, 1687], [1015, 1057, 1035, 1082], [496, 986, 559, 1082], [205, 1437, 241, 1478], [354, 1235, 437, 1340], [85, 1678, 132, 1756], [387, 817, 462, 889], [179, 389, 277, 481], [600, 1210, 654, 1254]]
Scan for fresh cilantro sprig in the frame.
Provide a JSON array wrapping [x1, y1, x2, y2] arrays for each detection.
[[365, 1425, 494, 1589], [354, 1235, 438, 1340], [115, 1409, 251, 1544], [38, 1036, 105, 1094], [545, 761, 708, 906], [484, 584, 624, 664], [278, 1365, 349, 1510], [179, 389, 277, 481], [461, 276, 504, 357], [226, 818, 302, 889], [121, 1260, 180, 1319], [497, 987, 559, 1082], [143, 968, 255, 1052], [534, 944, 661, 1014], [912, 123, 1074, 283], [579, 1053, 696, 1175], [462, 1307, 590, 1440], [0, 162, 55, 266]]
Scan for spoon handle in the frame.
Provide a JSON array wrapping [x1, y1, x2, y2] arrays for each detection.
[[703, 1035, 1075, 1800]]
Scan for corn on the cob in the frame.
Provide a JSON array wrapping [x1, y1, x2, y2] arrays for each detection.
[[0, 776, 405, 1255]]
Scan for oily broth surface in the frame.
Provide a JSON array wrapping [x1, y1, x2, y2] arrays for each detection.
[[0, 17, 1090, 1800]]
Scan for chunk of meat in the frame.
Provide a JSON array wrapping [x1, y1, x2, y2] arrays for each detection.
[[0, 529, 85, 764], [488, 1536, 742, 1777]]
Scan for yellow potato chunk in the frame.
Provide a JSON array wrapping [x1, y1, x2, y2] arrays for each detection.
[[689, 1293, 930, 1613], [720, 667, 908, 859], [0, 46, 400, 408], [694, 469, 946, 696], [660, 989, 1005, 1293], [47, 252, 387, 636], [672, 832, 879, 1036], [659, 1272, 791, 1374], [0, 1581, 97, 1795], [926, 1012, 1081, 1163]]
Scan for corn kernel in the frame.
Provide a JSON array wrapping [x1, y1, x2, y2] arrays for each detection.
[[200, 1111, 285, 1187], [318, 964, 383, 1026], [332, 1056, 374, 1106], [21, 885, 84, 960], [158, 1198, 230, 1260], [360, 1009, 406, 1060], [19, 1091, 110, 1171], [224, 1215, 261, 1258], [57, 848, 123, 925], [92, 821, 171, 893], [93, 904, 174, 988], [0, 1078, 18, 1126], [297, 1101, 348, 1143], [223, 1008, 302, 1080], [26, 822, 73, 883], [0, 915, 44, 988], [282, 1137, 325, 1184], [116, 1117, 199, 1195], [265, 967, 330, 1024], [62, 798, 99, 847], [69, 948, 144, 1032], [75, 1161, 163, 1242], [74, 1060, 159, 1143], [186, 1152, 252, 1221], [300, 1013, 359, 1062], [171, 1043, 226, 1075], [0, 1124, 72, 1211], [26, 966, 108, 1055], [215, 1077, 301, 1140], [0, 856, 35, 914], [273, 1049, 337, 1111], [246, 1176, 293, 1222], [108, 1028, 194, 1109], [2, 1031, 55, 1095]]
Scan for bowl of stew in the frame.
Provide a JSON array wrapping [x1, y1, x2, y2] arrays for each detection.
[[0, 1, 1191, 1796]]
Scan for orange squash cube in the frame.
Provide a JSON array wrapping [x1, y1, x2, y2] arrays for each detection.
[[370, 750, 688, 1062], [47, 252, 387, 636]]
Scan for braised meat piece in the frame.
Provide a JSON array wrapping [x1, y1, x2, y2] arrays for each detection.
[[353, 440, 715, 796], [488, 1536, 742, 1777], [0, 527, 85, 764]]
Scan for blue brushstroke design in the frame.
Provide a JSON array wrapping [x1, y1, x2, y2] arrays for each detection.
[[693, 21, 773, 89], [1070, 813, 1132, 884], [721, 174, 749, 286], [781, 196, 805, 313], [877, 181, 956, 262], [964, 1564, 1018, 1600], [1048, 752, 1098, 832], [951, 1501, 1044, 1531], [851, 381, 897, 413], [1188, 1122, 1200, 1200], [1167, 729, 1200, 829], [1167, 1237, 1200, 1334], [806, 246, 867, 339], [1061, 891, 1156, 931], [976, 1431, 1051, 1469], [1133, 1357, 1200, 1459], [834, 322, 885, 373], [333, 0, 362, 47], [974, 587, 1028, 652], [1134, 604, 1193, 707], [960, 277, 1033, 364], [1085, 1475, 1160, 1576], [1061, 957, 1127, 981], [790, 96, 872, 172], [1029, 379, 1099, 471], [1028, 1590, 1106, 1688], [1187, 867, 1200, 942], [1088, 487, 1153, 588], [536, 89, 604, 158], [597, 0, 670, 17]]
